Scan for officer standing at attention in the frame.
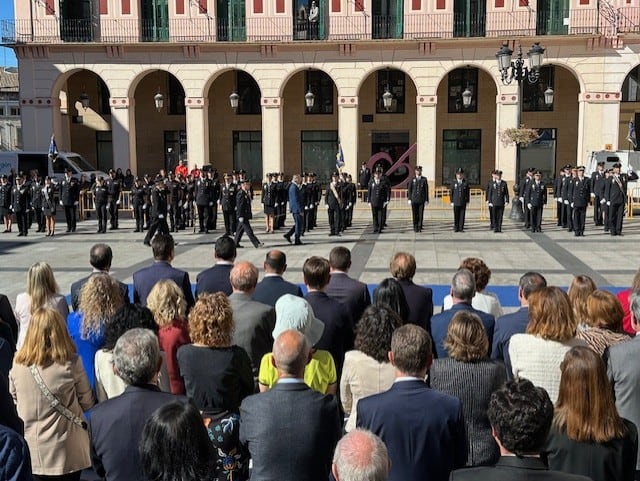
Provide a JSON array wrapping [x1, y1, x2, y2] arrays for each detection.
[[591, 161, 606, 226], [358, 162, 371, 201], [604, 162, 638, 236], [92, 176, 109, 234], [11, 173, 30, 237], [195, 170, 213, 233], [450, 167, 470, 232], [524, 170, 547, 233], [407, 165, 429, 232], [368, 167, 389, 233], [30, 172, 44, 233], [59, 167, 79, 233], [326, 172, 343, 236], [518, 167, 535, 229], [131, 176, 146, 233], [106, 168, 122, 230], [570, 166, 591, 237], [486, 169, 509, 233]]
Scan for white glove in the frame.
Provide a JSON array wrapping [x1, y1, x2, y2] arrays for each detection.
[[347, 203, 352, 208], [383, 202, 388, 207], [158, 214, 164, 219], [488, 203, 493, 207], [324, 204, 329, 209], [590, 193, 595, 198], [600, 199, 606, 205], [527, 203, 532, 209], [74, 201, 78, 206], [8, 205, 11, 210], [408, 200, 412, 205], [238, 217, 244, 223], [178, 201, 183, 207], [304, 206, 308, 210], [168, 205, 172, 212], [519, 197, 524, 203], [450, 203, 454, 207], [209, 202, 213, 206], [564, 200, 569, 205], [183, 203, 189, 210], [143, 204, 147, 210], [571, 202, 574, 208], [59, 200, 63, 206], [116, 200, 120, 205], [607, 201, 611, 206], [274, 202, 278, 207], [558, 197, 562, 203]]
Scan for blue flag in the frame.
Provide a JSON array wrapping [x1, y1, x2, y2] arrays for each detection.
[[48, 134, 58, 156], [628, 119, 637, 148], [336, 141, 345, 170]]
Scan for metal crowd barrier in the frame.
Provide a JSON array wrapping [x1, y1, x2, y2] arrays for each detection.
[[79, 190, 134, 220]]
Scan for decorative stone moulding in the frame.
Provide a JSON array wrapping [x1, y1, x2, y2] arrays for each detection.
[[579, 92, 621, 103]]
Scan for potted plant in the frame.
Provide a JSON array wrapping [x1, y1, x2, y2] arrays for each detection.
[[499, 125, 540, 147]]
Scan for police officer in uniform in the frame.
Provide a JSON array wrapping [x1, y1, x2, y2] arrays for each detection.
[[358, 162, 371, 201], [591, 161, 606, 226], [106, 169, 122, 229], [571, 166, 591, 237], [234, 178, 263, 248], [367, 167, 389, 233], [604, 162, 637, 236], [308, 172, 321, 230], [560, 166, 574, 231], [262, 173, 277, 233], [518, 167, 535, 229], [195, 172, 213, 233], [524, 170, 547, 233], [92, 176, 109, 234], [144, 175, 170, 245], [407, 165, 429, 232], [0, 174, 13, 232], [343, 173, 356, 229], [207, 169, 221, 232], [486, 169, 509, 233], [11, 173, 30, 237], [30, 172, 44, 233], [131, 176, 146, 232], [220, 173, 237, 235], [450, 167, 470, 232], [59, 168, 79, 233], [166, 171, 182, 232], [553, 165, 568, 227]]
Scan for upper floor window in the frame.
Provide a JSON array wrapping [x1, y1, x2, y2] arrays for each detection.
[[523, 66, 554, 112], [448, 68, 478, 113], [9, 107, 19, 116], [623, 66, 640, 102], [0, 107, 5, 116], [236, 71, 261, 115], [305, 70, 334, 115], [376, 69, 405, 114]]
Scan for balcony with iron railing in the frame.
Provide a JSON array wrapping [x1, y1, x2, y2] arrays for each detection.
[[0, 8, 623, 46]]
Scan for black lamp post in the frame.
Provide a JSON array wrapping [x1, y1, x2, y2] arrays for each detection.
[[496, 42, 553, 221]]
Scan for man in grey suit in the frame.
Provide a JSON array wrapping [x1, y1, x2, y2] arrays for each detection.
[[240, 329, 341, 481], [229, 261, 276, 378], [607, 288, 640, 475], [326, 246, 370, 327], [252, 250, 303, 307]]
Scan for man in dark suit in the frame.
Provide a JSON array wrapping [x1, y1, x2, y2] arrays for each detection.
[[326, 172, 343, 236], [491, 271, 547, 377], [228, 261, 276, 378], [10, 173, 30, 237], [367, 167, 389, 233], [195, 235, 236, 297], [357, 324, 467, 481], [519, 167, 535, 229], [450, 379, 590, 481], [486, 169, 509, 233], [450, 167, 470, 232], [253, 250, 303, 307], [604, 162, 636, 236], [390, 252, 433, 333], [59, 168, 79, 233], [133, 234, 195, 309], [70, 243, 129, 311], [358, 162, 371, 202], [570, 166, 590, 237], [524, 171, 547, 233], [284, 174, 304, 245], [89, 328, 186, 481], [591, 161, 606, 226], [304, 256, 353, 375], [325, 246, 370, 328], [407, 165, 429, 232], [607, 289, 640, 474], [240, 329, 341, 481], [431, 269, 495, 358]]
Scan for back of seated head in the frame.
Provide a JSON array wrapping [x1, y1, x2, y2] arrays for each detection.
[[113, 328, 160, 386], [272, 329, 310, 377], [329, 246, 351, 271], [303, 256, 330, 290], [214, 236, 237, 262], [519, 271, 547, 300], [264, 250, 287, 274], [140, 401, 212, 481], [104, 304, 157, 350], [389, 252, 416, 280], [459, 257, 490, 291], [152, 234, 174, 261], [332, 428, 389, 481], [230, 261, 259, 291], [390, 324, 432, 377], [487, 378, 553, 456], [451, 268, 475, 302], [90, 243, 113, 271]]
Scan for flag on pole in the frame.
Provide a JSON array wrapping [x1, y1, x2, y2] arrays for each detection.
[[336, 140, 345, 170], [48, 134, 58, 157], [627, 119, 637, 149]]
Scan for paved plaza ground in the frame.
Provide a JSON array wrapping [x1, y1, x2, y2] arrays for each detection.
[[1, 201, 638, 310]]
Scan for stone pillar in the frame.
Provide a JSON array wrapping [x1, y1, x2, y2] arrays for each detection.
[[109, 97, 135, 173], [495, 91, 520, 183], [185, 97, 209, 169], [337, 96, 359, 176], [577, 92, 621, 164], [416, 95, 437, 184], [20, 97, 56, 150], [261, 97, 283, 174]]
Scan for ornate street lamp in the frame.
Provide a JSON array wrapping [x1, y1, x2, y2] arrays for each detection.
[[544, 86, 554, 106], [462, 85, 473, 108], [154, 90, 164, 112], [79, 90, 90, 110], [229, 91, 239, 111], [305, 88, 315, 110]]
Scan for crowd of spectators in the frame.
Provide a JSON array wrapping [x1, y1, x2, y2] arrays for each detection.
[[1, 239, 640, 481]]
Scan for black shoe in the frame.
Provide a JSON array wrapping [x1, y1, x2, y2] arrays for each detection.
[[255, 242, 265, 248], [283, 234, 292, 244], [71, 228, 76, 232], [17, 233, 24, 237], [373, 229, 379, 233], [236, 244, 245, 248], [294, 241, 304, 245], [134, 229, 140, 233], [66, 229, 71, 233]]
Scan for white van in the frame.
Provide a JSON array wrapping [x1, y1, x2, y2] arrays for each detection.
[[0, 151, 107, 183], [585, 150, 640, 179]]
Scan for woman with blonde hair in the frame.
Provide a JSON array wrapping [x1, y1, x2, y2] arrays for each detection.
[[567, 275, 597, 328], [509, 286, 586, 404], [15, 261, 69, 349], [430, 311, 506, 466], [543, 346, 638, 481], [67, 273, 124, 391], [177, 292, 252, 481], [576, 289, 629, 356], [10, 308, 95, 481], [147, 279, 191, 394]]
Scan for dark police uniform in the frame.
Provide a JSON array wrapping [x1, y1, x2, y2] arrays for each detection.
[[571, 170, 591, 237], [131, 179, 146, 232], [407, 169, 429, 232], [591, 165, 606, 226], [144, 179, 170, 245], [220, 178, 237, 235], [30, 178, 44, 232], [195, 176, 213, 233], [11, 178, 30, 236], [486, 172, 509, 233], [234, 183, 262, 248], [0, 178, 11, 226], [106, 172, 122, 229], [560, 171, 574, 231], [367, 174, 389, 233], [326, 176, 343, 236], [450, 170, 470, 232], [524, 175, 547, 232], [603, 164, 637, 236], [59, 173, 79, 232], [92, 180, 109, 233], [519, 170, 534, 228]]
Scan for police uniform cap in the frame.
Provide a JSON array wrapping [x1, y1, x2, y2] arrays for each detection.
[[527, 167, 536, 173], [154, 175, 164, 183], [597, 161, 606, 166], [563, 164, 572, 170], [242, 178, 252, 184], [534, 170, 542, 176], [223, 173, 230, 177], [613, 162, 622, 169], [65, 167, 73, 173], [415, 165, 423, 171], [375, 167, 383, 173], [456, 167, 464, 174], [577, 166, 585, 171]]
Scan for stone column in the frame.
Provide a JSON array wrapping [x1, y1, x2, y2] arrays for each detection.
[[185, 97, 209, 169], [577, 92, 621, 163], [495, 91, 520, 183], [109, 97, 135, 173], [261, 97, 283, 174], [337, 96, 359, 176], [416, 95, 437, 184]]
